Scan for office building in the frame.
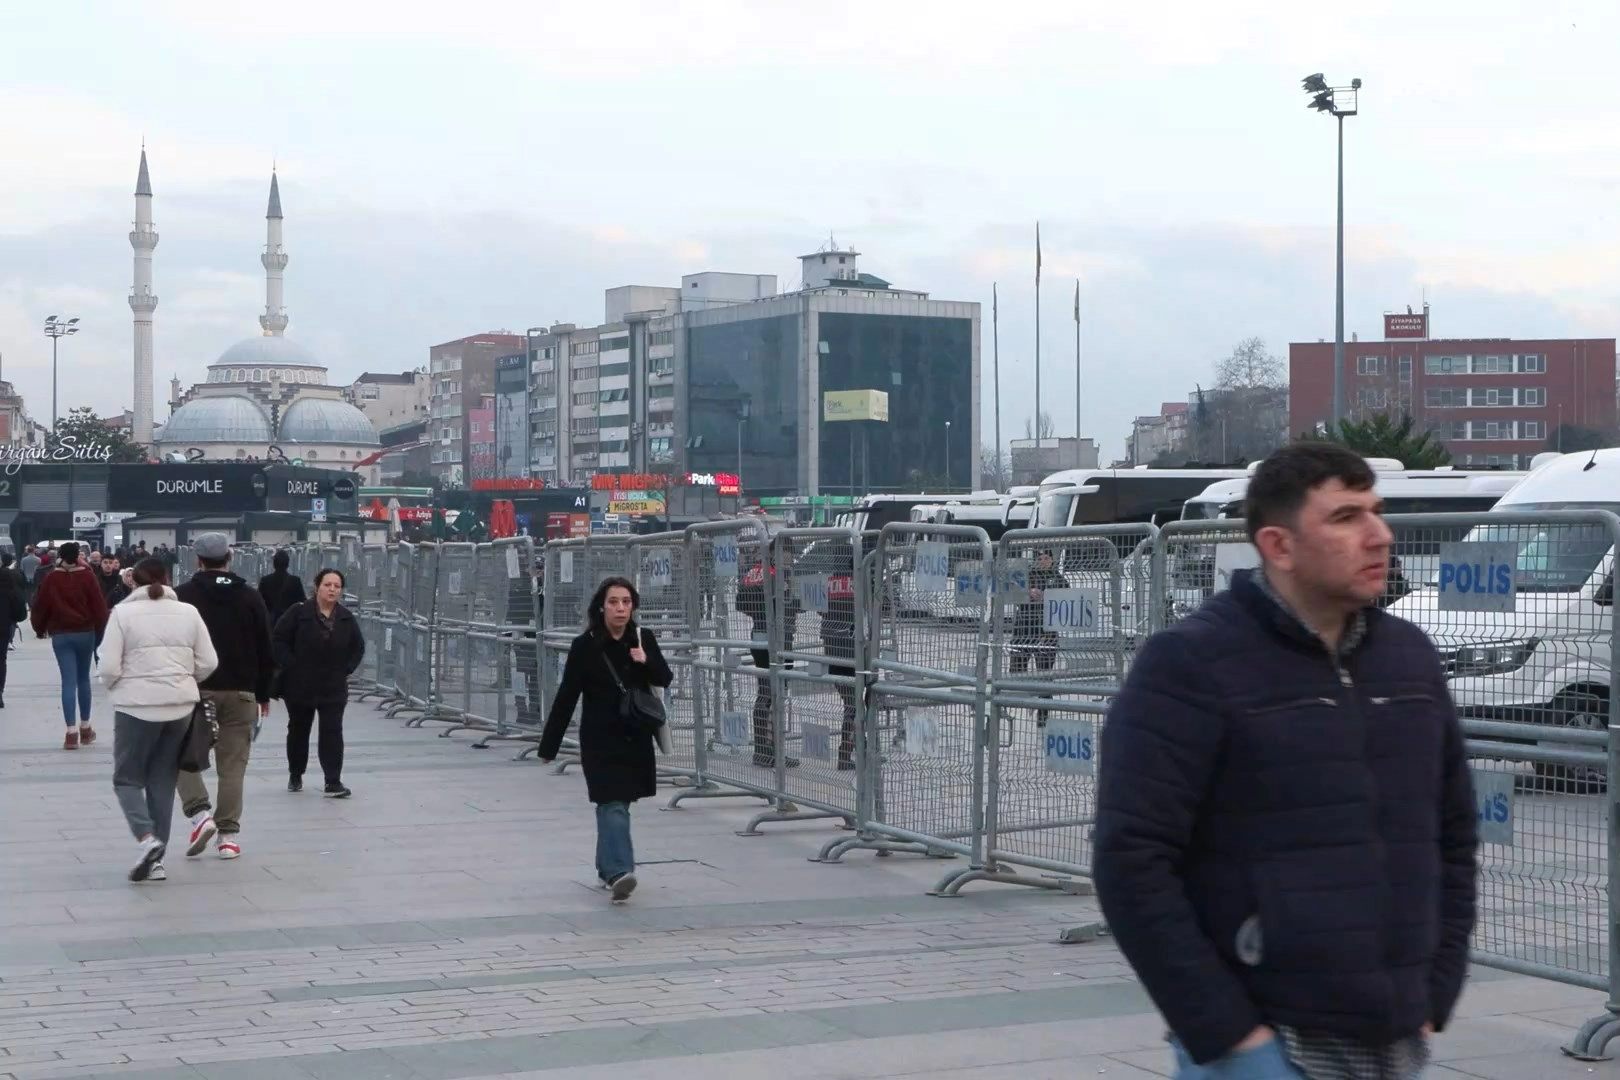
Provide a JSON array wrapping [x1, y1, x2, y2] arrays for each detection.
[[1290, 335, 1617, 467]]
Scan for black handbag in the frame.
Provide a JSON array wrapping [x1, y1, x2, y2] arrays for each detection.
[[600, 630, 667, 736], [177, 699, 219, 774]]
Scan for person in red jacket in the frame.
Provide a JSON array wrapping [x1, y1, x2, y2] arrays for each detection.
[[30, 542, 111, 749]]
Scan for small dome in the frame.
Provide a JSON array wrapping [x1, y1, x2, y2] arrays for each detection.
[[160, 395, 274, 444], [279, 397, 379, 445], [210, 336, 325, 372]]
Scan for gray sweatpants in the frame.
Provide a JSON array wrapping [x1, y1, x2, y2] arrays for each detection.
[[112, 712, 189, 845]]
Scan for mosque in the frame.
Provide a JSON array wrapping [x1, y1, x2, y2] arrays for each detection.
[[130, 148, 381, 464]]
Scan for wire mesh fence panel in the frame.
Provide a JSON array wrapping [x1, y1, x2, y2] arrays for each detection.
[[1464, 741, 1609, 990], [173, 546, 196, 585], [978, 526, 1151, 884], [860, 524, 994, 859], [475, 538, 539, 734], [680, 520, 773, 796], [770, 528, 867, 819], [534, 537, 636, 759], [628, 533, 698, 778], [430, 543, 478, 727]]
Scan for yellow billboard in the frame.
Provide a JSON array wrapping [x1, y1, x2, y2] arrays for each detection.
[[823, 389, 890, 423], [609, 499, 666, 515]]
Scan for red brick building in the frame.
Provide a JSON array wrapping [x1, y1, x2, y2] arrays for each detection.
[[1289, 337, 1616, 467]]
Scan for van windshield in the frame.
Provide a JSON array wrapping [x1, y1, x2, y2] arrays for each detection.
[[1460, 505, 1617, 591]]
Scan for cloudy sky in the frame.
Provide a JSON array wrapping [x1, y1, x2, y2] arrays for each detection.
[[3, 1, 1617, 459]]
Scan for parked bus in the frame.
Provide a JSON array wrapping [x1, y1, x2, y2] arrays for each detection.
[[1033, 468, 1249, 530]]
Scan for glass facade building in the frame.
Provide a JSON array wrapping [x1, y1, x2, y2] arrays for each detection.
[[816, 313, 973, 493], [686, 314, 802, 494]]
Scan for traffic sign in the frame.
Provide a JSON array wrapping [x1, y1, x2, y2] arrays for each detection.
[[311, 498, 327, 523]]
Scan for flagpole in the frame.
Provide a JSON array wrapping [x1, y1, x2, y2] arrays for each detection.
[[1034, 222, 1042, 441], [1073, 279, 1081, 462], [992, 282, 1001, 489]]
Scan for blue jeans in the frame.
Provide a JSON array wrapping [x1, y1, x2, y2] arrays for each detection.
[[1172, 1038, 1304, 1079], [594, 801, 634, 883], [51, 632, 96, 727]]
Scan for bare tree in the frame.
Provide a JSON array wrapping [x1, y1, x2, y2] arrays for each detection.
[[1023, 412, 1056, 440], [1216, 337, 1286, 390], [1209, 338, 1289, 462], [980, 445, 1011, 490]]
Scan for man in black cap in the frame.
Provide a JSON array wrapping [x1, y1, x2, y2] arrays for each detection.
[[174, 533, 275, 861]]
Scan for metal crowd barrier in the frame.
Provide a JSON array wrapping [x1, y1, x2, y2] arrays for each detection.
[[245, 505, 1620, 1061]]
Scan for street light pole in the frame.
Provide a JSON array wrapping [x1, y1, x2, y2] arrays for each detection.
[[944, 420, 952, 489], [1303, 74, 1360, 430], [43, 315, 81, 435]]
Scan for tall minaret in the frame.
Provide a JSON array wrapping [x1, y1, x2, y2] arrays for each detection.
[[128, 146, 159, 445], [259, 170, 288, 335]]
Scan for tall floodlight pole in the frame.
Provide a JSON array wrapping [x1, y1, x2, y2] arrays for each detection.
[[43, 315, 81, 434], [1303, 73, 1360, 429]]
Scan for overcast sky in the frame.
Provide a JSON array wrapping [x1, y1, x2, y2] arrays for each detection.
[[3, 1, 1617, 460]]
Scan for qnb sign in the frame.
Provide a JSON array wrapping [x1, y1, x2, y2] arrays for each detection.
[[685, 472, 742, 496]]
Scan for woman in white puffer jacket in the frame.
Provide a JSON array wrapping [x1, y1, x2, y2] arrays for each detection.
[[100, 557, 218, 883]]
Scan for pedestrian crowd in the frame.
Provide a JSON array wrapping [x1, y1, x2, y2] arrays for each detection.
[[8, 534, 366, 883]]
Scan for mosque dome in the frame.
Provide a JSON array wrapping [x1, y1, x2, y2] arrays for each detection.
[[278, 396, 379, 445], [160, 394, 275, 444], [205, 336, 330, 387]]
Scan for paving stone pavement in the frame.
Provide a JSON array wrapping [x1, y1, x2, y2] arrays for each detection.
[[1, 634, 1616, 1079]]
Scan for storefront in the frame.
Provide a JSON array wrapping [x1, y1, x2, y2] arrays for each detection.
[[5, 463, 363, 550]]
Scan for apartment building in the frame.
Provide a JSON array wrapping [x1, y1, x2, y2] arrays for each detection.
[[349, 370, 428, 432], [1290, 336, 1617, 467], [427, 333, 521, 485]]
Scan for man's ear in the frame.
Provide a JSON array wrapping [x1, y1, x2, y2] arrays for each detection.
[[1252, 524, 1291, 571]]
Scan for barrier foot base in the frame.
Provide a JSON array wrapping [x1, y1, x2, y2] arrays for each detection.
[[814, 836, 953, 864], [737, 804, 851, 837], [1057, 921, 1111, 945], [552, 755, 580, 775], [1563, 1013, 1620, 1061], [513, 744, 540, 761], [931, 865, 1096, 898], [664, 783, 770, 810]]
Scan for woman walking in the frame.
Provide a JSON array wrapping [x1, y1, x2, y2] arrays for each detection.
[[0, 554, 25, 703], [538, 576, 673, 903], [99, 558, 218, 882], [273, 568, 364, 798], [30, 542, 110, 749]]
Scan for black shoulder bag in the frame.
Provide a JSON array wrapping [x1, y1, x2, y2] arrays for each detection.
[[599, 630, 667, 738], [177, 698, 220, 774]]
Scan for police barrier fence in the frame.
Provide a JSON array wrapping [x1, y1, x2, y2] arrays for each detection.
[[252, 506, 1620, 1060]]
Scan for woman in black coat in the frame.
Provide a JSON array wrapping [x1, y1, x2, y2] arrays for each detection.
[[538, 575, 672, 903], [273, 568, 365, 799], [0, 554, 25, 705]]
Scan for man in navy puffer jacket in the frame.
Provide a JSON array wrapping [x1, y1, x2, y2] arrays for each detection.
[[1094, 442, 1477, 1079]]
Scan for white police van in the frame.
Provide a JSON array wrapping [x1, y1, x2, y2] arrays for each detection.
[[1386, 450, 1617, 784]]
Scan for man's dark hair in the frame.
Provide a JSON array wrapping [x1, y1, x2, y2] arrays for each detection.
[[1245, 442, 1376, 543]]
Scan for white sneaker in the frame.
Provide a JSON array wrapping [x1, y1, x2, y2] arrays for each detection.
[[186, 814, 217, 857], [217, 835, 240, 860], [129, 837, 164, 882], [148, 862, 167, 882]]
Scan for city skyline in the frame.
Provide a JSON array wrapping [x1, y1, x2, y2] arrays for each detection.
[[3, 3, 1619, 460]]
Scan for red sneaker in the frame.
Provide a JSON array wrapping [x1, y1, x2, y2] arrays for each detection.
[[79, 725, 97, 745], [63, 729, 79, 750]]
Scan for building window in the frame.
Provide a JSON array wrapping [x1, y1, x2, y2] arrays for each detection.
[[600, 362, 631, 378], [1356, 387, 1387, 409], [573, 392, 598, 406], [1397, 356, 1412, 382], [650, 331, 674, 347], [1523, 421, 1542, 439], [1472, 355, 1512, 374], [471, 422, 479, 434], [1424, 356, 1463, 375], [1424, 387, 1464, 408], [1522, 354, 1546, 373], [600, 336, 629, 352], [1523, 387, 1545, 406], [648, 385, 675, 399], [1356, 356, 1387, 376]]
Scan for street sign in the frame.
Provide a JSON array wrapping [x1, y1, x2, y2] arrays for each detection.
[[311, 498, 327, 523]]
